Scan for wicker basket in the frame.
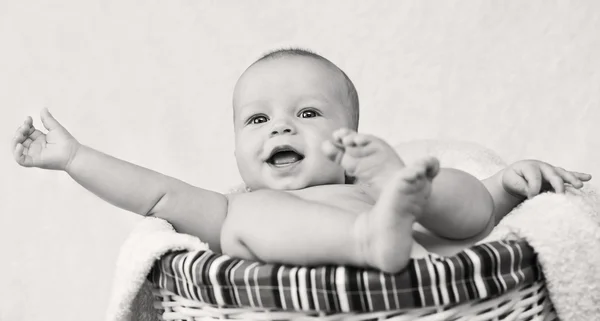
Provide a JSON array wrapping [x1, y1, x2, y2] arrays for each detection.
[[148, 239, 558, 321], [151, 280, 556, 320]]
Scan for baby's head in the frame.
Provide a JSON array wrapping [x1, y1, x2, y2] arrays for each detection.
[[233, 48, 359, 191]]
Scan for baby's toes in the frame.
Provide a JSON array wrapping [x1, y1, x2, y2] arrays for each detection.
[[391, 168, 428, 194], [401, 158, 439, 184], [401, 166, 426, 183], [321, 140, 345, 164], [341, 132, 360, 148], [424, 157, 440, 179], [413, 157, 440, 180], [343, 134, 379, 158], [332, 128, 356, 146], [352, 133, 372, 147]]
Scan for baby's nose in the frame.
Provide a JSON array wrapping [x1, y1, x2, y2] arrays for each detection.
[[270, 121, 296, 136]]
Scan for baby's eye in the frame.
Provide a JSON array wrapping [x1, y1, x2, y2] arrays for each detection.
[[299, 109, 319, 118], [248, 115, 268, 124]]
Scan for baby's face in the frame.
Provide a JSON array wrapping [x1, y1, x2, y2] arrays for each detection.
[[233, 56, 352, 190]]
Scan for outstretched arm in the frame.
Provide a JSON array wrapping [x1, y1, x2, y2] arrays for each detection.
[[12, 109, 228, 251], [66, 145, 228, 251]]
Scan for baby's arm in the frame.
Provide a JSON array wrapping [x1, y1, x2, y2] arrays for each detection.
[[481, 170, 522, 224], [482, 160, 591, 224], [13, 109, 227, 251], [417, 160, 592, 241], [418, 168, 495, 240], [67, 145, 228, 250]]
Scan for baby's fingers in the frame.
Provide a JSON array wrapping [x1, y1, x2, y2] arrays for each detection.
[[24, 115, 33, 127], [11, 117, 38, 157], [540, 164, 566, 193], [13, 143, 24, 163], [22, 129, 43, 148], [18, 117, 35, 134], [551, 167, 583, 189], [13, 143, 33, 167], [12, 121, 29, 149], [572, 172, 592, 182]]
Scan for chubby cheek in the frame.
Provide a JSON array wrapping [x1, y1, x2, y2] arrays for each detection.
[[312, 123, 340, 143], [235, 139, 264, 183]]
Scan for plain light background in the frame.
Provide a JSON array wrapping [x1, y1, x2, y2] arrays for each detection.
[[1, 1, 599, 320]]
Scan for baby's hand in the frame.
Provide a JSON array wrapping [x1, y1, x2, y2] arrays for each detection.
[[12, 108, 80, 171], [502, 160, 592, 199]]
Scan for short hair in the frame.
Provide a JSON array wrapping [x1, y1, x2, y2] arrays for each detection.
[[253, 48, 360, 130]]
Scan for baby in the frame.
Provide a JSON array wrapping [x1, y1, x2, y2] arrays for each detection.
[[12, 48, 591, 273]]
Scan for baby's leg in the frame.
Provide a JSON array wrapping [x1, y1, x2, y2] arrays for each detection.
[[222, 129, 437, 273], [221, 163, 434, 272], [221, 176, 430, 271], [323, 129, 439, 271], [221, 190, 369, 267], [338, 159, 434, 272]]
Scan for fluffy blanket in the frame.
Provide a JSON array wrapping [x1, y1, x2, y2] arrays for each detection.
[[483, 187, 600, 320], [105, 217, 208, 321], [105, 140, 599, 321]]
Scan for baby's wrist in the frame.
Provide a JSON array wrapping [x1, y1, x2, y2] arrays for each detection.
[[502, 186, 526, 200], [496, 170, 525, 200], [64, 141, 82, 173]]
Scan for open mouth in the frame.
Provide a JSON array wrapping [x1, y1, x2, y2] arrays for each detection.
[[266, 145, 305, 167]]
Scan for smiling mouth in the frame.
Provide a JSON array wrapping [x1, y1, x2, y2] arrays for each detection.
[[267, 146, 305, 167]]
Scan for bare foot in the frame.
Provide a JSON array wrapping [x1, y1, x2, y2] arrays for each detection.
[[323, 128, 440, 272], [322, 128, 406, 193], [360, 159, 440, 272]]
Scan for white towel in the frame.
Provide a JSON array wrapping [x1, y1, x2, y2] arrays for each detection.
[[105, 217, 208, 321], [483, 186, 600, 321]]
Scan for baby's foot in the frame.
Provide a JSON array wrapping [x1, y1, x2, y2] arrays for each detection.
[[354, 157, 440, 273], [322, 128, 406, 193]]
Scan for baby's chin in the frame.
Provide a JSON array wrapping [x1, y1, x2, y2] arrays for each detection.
[[266, 180, 313, 191]]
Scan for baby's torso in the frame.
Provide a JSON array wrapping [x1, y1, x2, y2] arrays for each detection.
[[286, 184, 376, 213], [228, 184, 486, 256]]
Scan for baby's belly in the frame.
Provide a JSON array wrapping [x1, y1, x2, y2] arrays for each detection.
[[285, 184, 375, 213]]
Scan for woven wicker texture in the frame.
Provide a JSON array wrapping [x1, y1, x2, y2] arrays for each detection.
[[148, 240, 541, 313], [151, 281, 556, 320]]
